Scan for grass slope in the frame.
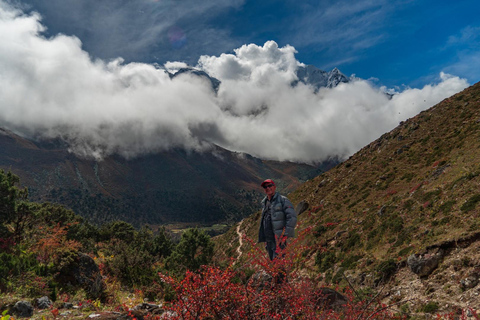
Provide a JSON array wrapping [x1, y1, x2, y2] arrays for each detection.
[[214, 81, 480, 314]]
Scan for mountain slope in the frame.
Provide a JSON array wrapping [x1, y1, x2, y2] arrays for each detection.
[[295, 65, 349, 90], [215, 81, 480, 313], [0, 128, 326, 228]]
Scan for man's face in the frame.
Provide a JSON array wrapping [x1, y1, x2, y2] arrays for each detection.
[[263, 183, 276, 198]]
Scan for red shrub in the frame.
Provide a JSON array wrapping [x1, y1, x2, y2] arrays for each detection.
[[159, 227, 406, 319]]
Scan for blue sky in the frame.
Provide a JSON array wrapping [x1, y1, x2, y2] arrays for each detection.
[[17, 0, 480, 88], [0, 0, 475, 162]]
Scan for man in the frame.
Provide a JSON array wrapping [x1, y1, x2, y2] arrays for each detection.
[[258, 179, 297, 260]]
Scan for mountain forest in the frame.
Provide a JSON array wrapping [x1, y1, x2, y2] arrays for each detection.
[[1, 81, 480, 319]]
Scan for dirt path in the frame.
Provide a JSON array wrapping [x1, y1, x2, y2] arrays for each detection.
[[236, 219, 244, 261]]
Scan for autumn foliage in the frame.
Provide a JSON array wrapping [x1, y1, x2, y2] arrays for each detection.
[[160, 232, 406, 320]]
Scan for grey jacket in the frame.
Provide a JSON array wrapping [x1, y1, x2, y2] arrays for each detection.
[[258, 192, 297, 243]]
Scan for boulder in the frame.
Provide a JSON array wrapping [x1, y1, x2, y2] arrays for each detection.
[[13, 301, 33, 318], [56, 252, 106, 300], [36, 296, 52, 309], [460, 272, 479, 290], [63, 302, 74, 309], [133, 303, 164, 315], [295, 201, 309, 216], [407, 249, 445, 277], [315, 287, 347, 310]]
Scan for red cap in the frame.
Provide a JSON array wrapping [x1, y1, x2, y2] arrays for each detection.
[[261, 179, 275, 187]]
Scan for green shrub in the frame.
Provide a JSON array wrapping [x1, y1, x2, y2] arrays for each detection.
[[403, 199, 414, 211], [102, 239, 157, 287], [340, 255, 362, 269], [401, 172, 414, 182], [342, 231, 361, 251], [422, 301, 439, 313], [362, 214, 376, 231], [397, 246, 413, 257], [379, 212, 404, 234], [13, 271, 51, 297], [461, 194, 480, 212], [439, 200, 456, 213], [165, 228, 214, 274], [332, 267, 345, 284], [315, 250, 337, 272], [422, 189, 442, 202], [375, 259, 397, 282], [313, 224, 327, 237]]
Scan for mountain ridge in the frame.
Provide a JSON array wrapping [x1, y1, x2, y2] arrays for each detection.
[[0, 128, 330, 229], [165, 64, 350, 93]]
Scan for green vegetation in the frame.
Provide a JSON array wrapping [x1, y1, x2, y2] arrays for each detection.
[[421, 301, 440, 313], [439, 200, 456, 213], [315, 250, 337, 273], [0, 169, 214, 303], [460, 194, 480, 213], [375, 259, 397, 282]]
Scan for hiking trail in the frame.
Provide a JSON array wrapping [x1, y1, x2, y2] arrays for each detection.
[[236, 219, 244, 261]]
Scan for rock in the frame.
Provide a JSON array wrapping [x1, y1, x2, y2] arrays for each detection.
[[36, 296, 53, 309], [133, 303, 164, 315], [249, 270, 273, 291], [396, 145, 410, 154], [315, 287, 347, 310], [64, 302, 74, 309], [56, 252, 106, 300], [407, 249, 445, 277], [13, 301, 34, 318], [431, 164, 450, 178], [460, 272, 479, 290], [335, 230, 347, 238], [85, 312, 125, 319], [295, 201, 309, 216], [378, 205, 386, 216], [160, 311, 178, 319]]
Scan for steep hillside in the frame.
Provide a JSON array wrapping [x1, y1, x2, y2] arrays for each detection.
[[215, 81, 480, 314], [0, 129, 327, 228]]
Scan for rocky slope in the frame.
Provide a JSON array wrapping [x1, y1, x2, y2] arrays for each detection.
[[214, 81, 480, 316]]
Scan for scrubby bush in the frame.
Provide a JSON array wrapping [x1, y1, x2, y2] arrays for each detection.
[[375, 258, 397, 283], [461, 194, 480, 213], [422, 301, 439, 313], [315, 250, 337, 273], [165, 228, 214, 275], [161, 232, 406, 320]]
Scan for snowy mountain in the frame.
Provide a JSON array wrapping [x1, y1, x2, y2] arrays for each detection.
[[166, 65, 349, 93], [294, 65, 350, 90], [166, 67, 221, 93]]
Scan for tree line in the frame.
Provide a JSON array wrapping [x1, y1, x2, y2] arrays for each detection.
[[0, 169, 214, 302]]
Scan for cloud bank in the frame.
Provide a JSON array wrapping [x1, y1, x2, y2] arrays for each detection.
[[0, 3, 470, 163], [16, 0, 244, 65]]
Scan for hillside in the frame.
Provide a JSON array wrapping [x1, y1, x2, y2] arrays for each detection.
[[0, 129, 328, 229], [215, 81, 480, 314]]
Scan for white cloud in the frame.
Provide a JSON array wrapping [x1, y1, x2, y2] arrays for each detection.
[[164, 61, 189, 74], [16, 0, 245, 64], [446, 26, 480, 46], [0, 3, 470, 163], [287, 0, 394, 55], [442, 25, 480, 84]]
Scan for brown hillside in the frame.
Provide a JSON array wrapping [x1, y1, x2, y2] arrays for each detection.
[[215, 81, 480, 315], [0, 128, 325, 229]]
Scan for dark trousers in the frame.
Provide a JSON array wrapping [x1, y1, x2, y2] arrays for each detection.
[[265, 240, 286, 260]]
